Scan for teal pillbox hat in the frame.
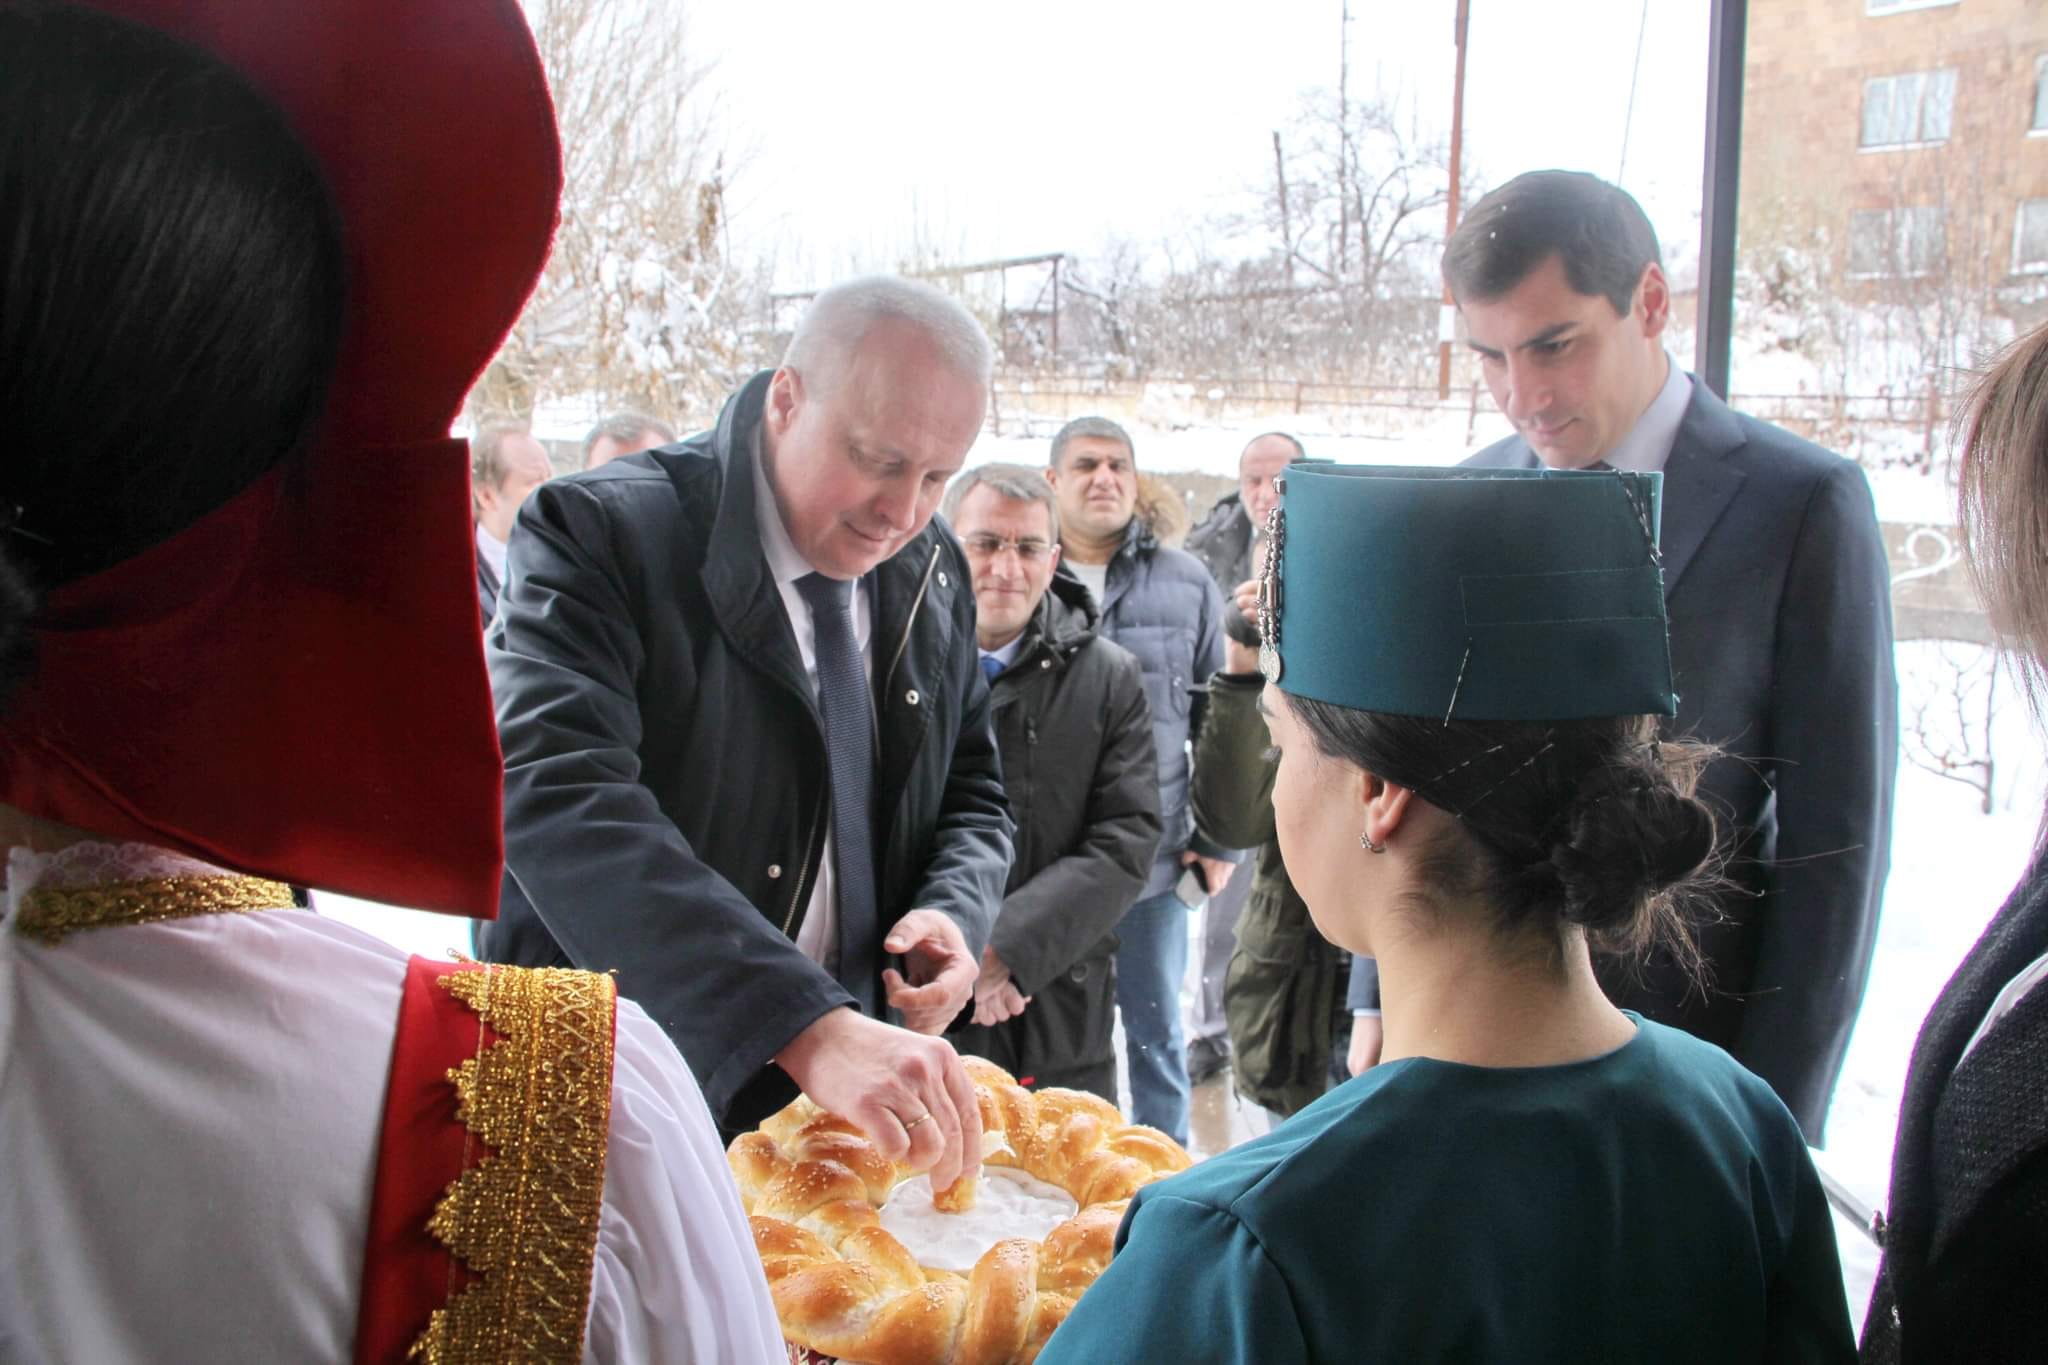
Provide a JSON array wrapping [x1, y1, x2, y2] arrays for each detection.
[[1258, 464, 1676, 722]]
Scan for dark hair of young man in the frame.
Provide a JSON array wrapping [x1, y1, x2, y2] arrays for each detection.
[[1442, 170, 1661, 315]]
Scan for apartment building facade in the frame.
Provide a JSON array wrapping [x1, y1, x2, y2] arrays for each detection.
[[1741, 0, 2048, 330]]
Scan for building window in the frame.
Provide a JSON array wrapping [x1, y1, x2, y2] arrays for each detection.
[[2017, 200, 2048, 274], [1848, 206, 1947, 278], [2034, 56, 2047, 133], [1866, 0, 1960, 14], [1861, 69, 1958, 148]]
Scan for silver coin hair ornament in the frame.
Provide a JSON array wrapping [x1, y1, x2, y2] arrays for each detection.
[[1256, 480, 1287, 683]]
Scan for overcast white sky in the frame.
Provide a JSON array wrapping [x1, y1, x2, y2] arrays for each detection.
[[690, 0, 1712, 289]]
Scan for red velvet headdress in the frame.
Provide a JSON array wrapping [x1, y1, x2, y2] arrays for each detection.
[[0, 0, 561, 918]]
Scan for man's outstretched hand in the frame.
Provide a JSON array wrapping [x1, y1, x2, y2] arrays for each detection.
[[971, 947, 1031, 1026], [776, 1007, 984, 1192], [881, 907, 979, 1034]]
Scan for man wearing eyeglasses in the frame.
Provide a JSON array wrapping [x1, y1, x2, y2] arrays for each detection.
[[943, 465, 1163, 1101]]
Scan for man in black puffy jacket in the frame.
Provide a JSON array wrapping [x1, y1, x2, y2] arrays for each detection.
[[942, 465, 1163, 1100]]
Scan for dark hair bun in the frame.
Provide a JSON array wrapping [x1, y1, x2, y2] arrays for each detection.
[[1549, 763, 1717, 933], [1286, 696, 1720, 973], [0, 544, 39, 714]]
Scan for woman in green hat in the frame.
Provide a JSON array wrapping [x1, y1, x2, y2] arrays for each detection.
[[1040, 465, 1852, 1363]]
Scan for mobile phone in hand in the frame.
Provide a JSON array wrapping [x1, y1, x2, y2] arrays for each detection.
[[1175, 863, 1210, 906]]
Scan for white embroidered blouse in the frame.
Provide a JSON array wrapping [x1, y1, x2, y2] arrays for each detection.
[[0, 840, 782, 1363]]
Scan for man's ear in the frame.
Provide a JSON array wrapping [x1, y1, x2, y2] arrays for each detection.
[[1635, 262, 1671, 340], [764, 366, 802, 437]]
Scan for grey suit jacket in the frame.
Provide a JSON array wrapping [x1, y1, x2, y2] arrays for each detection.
[[1460, 379, 1898, 1142]]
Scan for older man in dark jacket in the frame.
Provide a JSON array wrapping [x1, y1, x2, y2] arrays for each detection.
[[1181, 431, 1324, 1088], [480, 277, 1013, 1190], [941, 466, 1162, 1100]]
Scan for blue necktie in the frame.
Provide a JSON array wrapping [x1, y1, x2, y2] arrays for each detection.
[[794, 573, 876, 999], [980, 653, 1003, 684]]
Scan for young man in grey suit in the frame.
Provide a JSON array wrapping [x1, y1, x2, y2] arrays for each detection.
[[1347, 169, 1896, 1144]]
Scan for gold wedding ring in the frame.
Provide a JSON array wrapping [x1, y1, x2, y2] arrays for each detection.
[[903, 1111, 934, 1132]]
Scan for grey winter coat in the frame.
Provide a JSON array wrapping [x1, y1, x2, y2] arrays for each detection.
[[948, 575, 1163, 1093], [1075, 516, 1235, 897]]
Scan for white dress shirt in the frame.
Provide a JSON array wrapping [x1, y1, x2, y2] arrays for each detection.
[[1602, 351, 1693, 474], [752, 433, 872, 974], [981, 633, 1027, 671], [476, 521, 509, 586]]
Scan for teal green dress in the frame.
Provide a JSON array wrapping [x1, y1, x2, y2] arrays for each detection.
[[1039, 1016, 1852, 1364]]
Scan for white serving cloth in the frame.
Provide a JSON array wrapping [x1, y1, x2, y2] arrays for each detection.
[[0, 840, 782, 1364]]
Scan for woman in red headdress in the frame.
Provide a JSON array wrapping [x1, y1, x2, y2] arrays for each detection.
[[0, 2, 781, 1360]]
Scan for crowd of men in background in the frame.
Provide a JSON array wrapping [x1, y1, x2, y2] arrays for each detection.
[[465, 169, 1897, 1152]]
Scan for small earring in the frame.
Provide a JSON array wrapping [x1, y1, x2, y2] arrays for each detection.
[[1360, 832, 1385, 854]]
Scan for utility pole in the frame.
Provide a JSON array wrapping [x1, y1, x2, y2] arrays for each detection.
[[1438, 0, 1471, 400], [1274, 131, 1294, 289], [1337, 0, 1353, 278]]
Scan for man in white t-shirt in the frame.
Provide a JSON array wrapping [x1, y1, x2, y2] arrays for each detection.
[[1044, 417, 1237, 1144]]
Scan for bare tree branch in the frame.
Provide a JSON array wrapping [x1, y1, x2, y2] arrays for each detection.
[[473, 0, 763, 427]]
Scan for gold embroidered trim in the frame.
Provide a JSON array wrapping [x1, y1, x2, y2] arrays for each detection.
[[12, 874, 292, 944], [410, 964, 617, 1364]]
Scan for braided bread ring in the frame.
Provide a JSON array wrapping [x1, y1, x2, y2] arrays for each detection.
[[730, 1056, 1192, 1364]]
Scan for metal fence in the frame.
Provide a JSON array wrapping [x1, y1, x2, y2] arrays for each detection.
[[984, 370, 1952, 468]]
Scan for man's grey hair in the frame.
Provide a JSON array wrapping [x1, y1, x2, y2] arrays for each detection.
[[1049, 415, 1135, 470], [781, 275, 994, 395], [583, 411, 675, 464], [470, 423, 533, 489], [942, 463, 1060, 541]]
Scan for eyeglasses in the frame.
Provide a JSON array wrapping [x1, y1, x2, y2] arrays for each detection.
[[960, 533, 1054, 562]]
